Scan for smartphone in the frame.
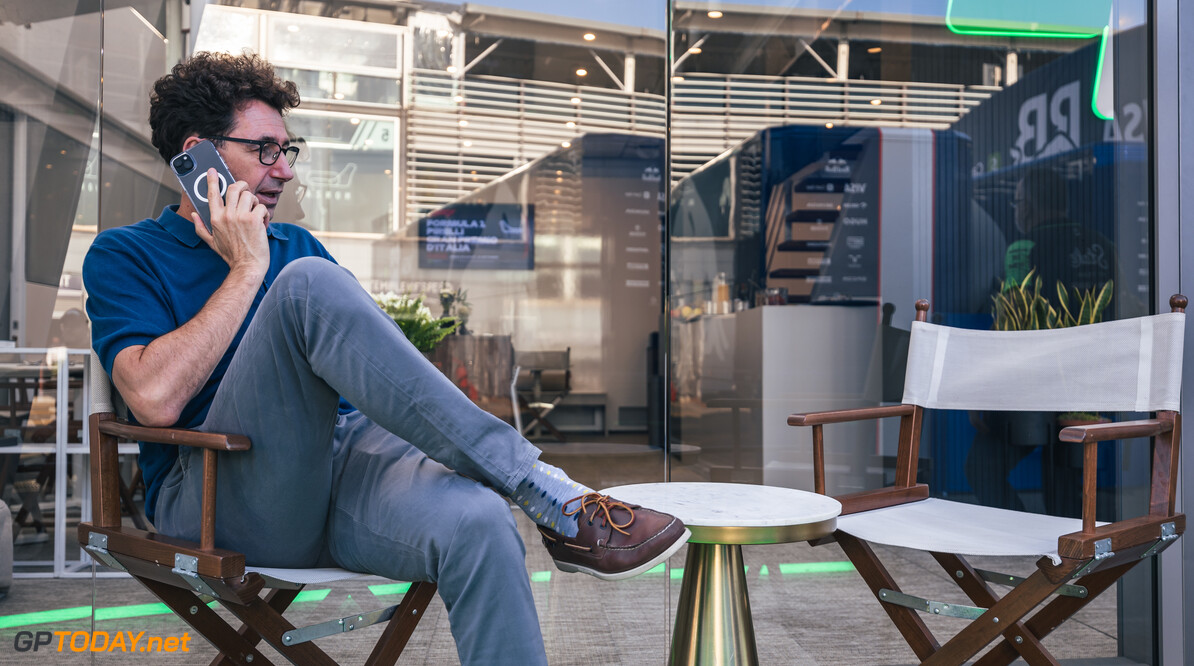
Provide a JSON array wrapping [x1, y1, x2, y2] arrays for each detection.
[[169, 139, 235, 232]]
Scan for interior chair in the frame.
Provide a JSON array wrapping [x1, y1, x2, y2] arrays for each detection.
[[788, 296, 1186, 666], [79, 352, 436, 665], [513, 348, 571, 441]]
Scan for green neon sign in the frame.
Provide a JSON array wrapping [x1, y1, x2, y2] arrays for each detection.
[[946, 0, 1111, 38]]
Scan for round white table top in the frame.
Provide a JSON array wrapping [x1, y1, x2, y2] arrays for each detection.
[[602, 482, 842, 545]]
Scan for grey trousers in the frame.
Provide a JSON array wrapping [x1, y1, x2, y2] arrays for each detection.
[[155, 257, 548, 665]]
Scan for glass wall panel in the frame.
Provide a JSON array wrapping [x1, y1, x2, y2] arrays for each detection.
[[667, 0, 1154, 660]]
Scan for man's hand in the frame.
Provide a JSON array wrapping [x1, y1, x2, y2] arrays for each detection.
[[191, 168, 270, 278]]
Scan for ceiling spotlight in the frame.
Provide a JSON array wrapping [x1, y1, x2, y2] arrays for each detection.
[[446, 65, 458, 73], [453, 95, 464, 102], [870, 99, 882, 105], [689, 47, 702, 54], [825, 122, 835, 128], [672, 75, 685, 82], [459, 119, 469, 126], [287, 24, 300, 33], [349, 117, 361, 125], [570, 97, 581, 104], [566, 121, 576, 128], [707, 10, 723, 19], [463, 140, 473, 147], [333, 92, 345, 100], [576, 68, 588, 76], [561, 141, 572, 148], [867, 47, 882, 54], [583, 33, 596, 41]]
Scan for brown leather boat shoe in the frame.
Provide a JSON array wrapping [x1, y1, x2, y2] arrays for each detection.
[[537, 492, 690, 581]]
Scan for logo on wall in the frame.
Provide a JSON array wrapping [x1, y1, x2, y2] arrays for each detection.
[[1010, 79, 1081, 165]]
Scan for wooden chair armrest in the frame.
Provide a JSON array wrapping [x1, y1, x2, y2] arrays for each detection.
[[836, 484, 930, 516], [1058, 418, 1172, 444], [98, 419, 251, 451], [787, 403, 914, 426], [1057, 513, 1185, 560]]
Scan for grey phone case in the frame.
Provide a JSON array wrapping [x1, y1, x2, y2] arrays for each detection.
[[170, 140, 235, 232]]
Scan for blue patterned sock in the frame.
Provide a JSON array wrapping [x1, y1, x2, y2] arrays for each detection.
[[512, 460, 593, 537]]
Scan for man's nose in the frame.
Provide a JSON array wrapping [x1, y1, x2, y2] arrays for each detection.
[[271, 157, 295, 182]]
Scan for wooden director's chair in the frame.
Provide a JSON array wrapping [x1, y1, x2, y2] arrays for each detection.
[[788, 296, 1187, 665], [78, 352, 437, 665], [513, 348, 572, 441]]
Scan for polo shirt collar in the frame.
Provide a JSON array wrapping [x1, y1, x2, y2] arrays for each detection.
[[156, 205, 291, 247]]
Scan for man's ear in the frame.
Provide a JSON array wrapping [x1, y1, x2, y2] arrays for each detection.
[[180, 134, 203, 152]]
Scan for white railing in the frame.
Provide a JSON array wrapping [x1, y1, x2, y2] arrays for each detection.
[[404, 70, 998, 218], [405, 70, 666, 222], [669, 73, 998, 181]]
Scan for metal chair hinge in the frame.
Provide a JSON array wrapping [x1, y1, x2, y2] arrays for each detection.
[[878, 588, 986, 620], [1071, 538, 1114, 579], [173, 554, 218, 597], [84, 533, 126, 572], [283, 604, 403, 646], [1140, 522, 1180, 560]]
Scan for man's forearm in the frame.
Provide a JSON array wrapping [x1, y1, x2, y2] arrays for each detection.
[[113, 266, 265, 426]]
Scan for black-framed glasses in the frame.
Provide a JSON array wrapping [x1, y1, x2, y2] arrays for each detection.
[[202, 135, 300, 167]]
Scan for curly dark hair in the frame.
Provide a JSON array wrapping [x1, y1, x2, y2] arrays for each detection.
[[149, 51, 300, 162]]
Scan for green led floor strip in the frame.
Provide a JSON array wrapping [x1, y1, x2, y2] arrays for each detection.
[[368, 582, 411, 597], [294, 589, 332, 602], [779, 562, 856, 575], [93, 603, 176, 622], [0, 606, 93, 630], [0, 562, 857, 629]]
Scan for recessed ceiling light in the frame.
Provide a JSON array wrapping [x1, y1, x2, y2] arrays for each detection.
[[689, 47, 702, 54], [672, 75, 685, 82], [566, 121, 576, 128], [446, 65, 458, 73], [459, 119, 469, 126], [825, 122, 834, 128], [583, 33, 596, 41], [576, 68, 588, 76], [870, 99, 882, 105], [561, 141, 571, 148], [707, 10, 723, 19], [867, 47, 882, 54], [453, 95, 463, 102], [570, 97, 581, 104], [463, 140, 472, 147], [287, 25, 300, 33], [333, 92, 345, 100], [349, 117, 361, 125]]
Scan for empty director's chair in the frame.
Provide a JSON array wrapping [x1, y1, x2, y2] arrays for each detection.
[[79, 352, 436, 665], [514, 348, 572, 441], [788, 297, 1186, 666]]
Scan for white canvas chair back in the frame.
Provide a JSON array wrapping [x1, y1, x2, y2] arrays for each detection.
[[901, 312, 1185, 413]]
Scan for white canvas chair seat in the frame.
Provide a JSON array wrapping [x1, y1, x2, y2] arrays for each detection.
[[788, 296, 1187, 666], [837, 498, 1107, 565], [246, 566, 370, 587]]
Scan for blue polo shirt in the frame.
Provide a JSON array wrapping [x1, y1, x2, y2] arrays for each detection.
[[83, 205, 339, 522]]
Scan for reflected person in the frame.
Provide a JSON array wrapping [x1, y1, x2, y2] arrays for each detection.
[[965, 166, 1115, 513]]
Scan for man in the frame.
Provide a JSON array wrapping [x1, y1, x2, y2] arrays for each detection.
[[83, 52, 687, 665]]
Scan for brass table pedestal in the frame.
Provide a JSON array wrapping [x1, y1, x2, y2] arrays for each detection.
[[602, 483, 842, 666]]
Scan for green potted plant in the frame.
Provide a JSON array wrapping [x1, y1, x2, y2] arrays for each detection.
[[987, 271, 1114, 516], [372, 291, 459, 352]]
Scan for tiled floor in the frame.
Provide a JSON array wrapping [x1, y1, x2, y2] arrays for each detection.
[[0, 441, 1138, 665]]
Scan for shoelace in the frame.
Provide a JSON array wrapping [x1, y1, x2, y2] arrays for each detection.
[[562, 493, 635, 536]]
